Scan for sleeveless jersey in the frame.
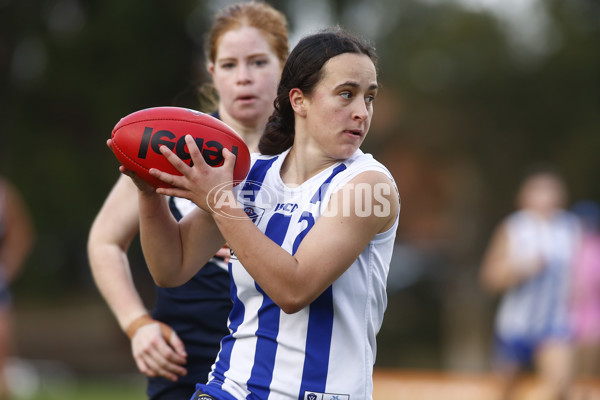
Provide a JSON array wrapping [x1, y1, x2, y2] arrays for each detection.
[[198, 148, 399, 400], [495, 209, 580, 340]]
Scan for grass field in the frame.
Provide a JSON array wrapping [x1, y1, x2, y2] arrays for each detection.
[[10, 369, 600, 400], [6, 357, 600, 399], [5, 359, 146, 400], [27, 379, 146, 400]]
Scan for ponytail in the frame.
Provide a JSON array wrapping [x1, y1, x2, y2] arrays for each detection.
[[258, 91, 295, 155]]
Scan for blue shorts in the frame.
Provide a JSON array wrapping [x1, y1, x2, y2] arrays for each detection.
[[494, 329, 572, 368]]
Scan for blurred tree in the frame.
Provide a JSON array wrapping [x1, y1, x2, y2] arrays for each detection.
[[370, 0, 600, 370], [1, 0, 204, 297]]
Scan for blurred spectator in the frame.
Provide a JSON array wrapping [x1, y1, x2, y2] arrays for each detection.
[[0, 177, 34, 399], [570, 200, 600, 378], [479, 167, 581, 400]]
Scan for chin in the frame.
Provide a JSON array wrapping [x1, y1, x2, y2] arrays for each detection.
[[232, 110, 263, 126], [331, 147, 360, 160]]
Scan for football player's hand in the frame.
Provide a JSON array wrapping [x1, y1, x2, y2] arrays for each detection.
[[127, 314, 188, 381]]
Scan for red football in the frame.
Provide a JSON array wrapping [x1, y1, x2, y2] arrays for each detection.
[[110, 106, 251, 188]]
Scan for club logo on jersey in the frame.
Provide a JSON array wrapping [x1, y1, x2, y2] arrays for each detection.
[[304, 392, 349, 400], [243, 205, 265, 224]]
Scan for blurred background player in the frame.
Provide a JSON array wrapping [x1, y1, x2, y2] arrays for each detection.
[[87, 2, 289, 399], [480, 166, 581, 400], [570, 200, 600, 379], [0, 177, 34, 400]]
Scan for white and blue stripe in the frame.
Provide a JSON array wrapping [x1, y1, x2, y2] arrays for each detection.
[[197, 149, 398, 400]]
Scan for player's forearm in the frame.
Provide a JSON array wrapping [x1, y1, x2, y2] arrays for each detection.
[[212, 207, 305, 313], [88, 242, 148, 330], [138, 192, 186, 286]]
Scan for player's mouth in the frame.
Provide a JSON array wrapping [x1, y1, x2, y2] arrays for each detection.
[[236, 95, 257, 104], [344, 129, 363, 138]]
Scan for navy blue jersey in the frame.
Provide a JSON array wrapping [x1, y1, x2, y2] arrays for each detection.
[[147, 111, 232, 400], [149, 259, 231, 398]]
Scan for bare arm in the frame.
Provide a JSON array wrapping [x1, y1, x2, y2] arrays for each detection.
[[87, 174, 188, 381], [148, 138, 399, 313], [87, 175, 147, 330], [213, 171, 399, 313], [479, 222, 543, 293], [137, 177, 226, 288], [0, 180, 34, 282]]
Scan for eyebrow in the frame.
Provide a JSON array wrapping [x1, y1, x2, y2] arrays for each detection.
[[218, 52, 270, 62], [335, 81, 379, 91]]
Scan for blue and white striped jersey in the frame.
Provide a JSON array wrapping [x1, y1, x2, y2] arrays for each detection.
[[197, 148, 399, 400], [495, 209, 581, 340]]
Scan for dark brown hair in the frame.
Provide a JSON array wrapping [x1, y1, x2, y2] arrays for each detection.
[[258, 26, 377, 155]]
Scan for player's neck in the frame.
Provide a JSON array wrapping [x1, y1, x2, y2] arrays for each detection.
[[219, 112, 264, 153], [280, 145, 338, 186]]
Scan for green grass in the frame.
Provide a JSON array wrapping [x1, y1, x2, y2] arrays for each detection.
[[19, 377, 147, 400]]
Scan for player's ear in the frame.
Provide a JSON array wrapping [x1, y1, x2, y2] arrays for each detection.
[[289, 88, 307, 117], [207, 62, 215, 78]]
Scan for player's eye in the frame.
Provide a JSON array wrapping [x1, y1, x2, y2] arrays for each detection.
[[253, 59, 268, 67]]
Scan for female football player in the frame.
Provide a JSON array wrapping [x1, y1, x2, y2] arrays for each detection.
[[131, 27, 400, 400]]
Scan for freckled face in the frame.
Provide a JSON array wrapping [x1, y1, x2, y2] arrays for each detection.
[[209, 26, 282, 126], [302, 53, 378, 160]]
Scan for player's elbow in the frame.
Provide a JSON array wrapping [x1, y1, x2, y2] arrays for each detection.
[[279, 300, 306, 315], [149, 264, 194, 288], [152, 275, 181, 289], [275, 291, 314, 314]]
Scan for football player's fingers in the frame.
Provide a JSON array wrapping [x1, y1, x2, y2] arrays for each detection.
[[186, 135, 210, 171], [142, 348, 181, 382], [133, 354, 157, 378], [165, 328, 188, 359], [222, 148, 237, 172], [154, 335, 187, 367], [159, 143, 194, 175]]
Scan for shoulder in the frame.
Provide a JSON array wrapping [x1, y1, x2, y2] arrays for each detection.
[[335, 151, 398, 201], [328, 153, 400, 230], [342, 151, 396, 186], [343, 150, 390, 172]]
